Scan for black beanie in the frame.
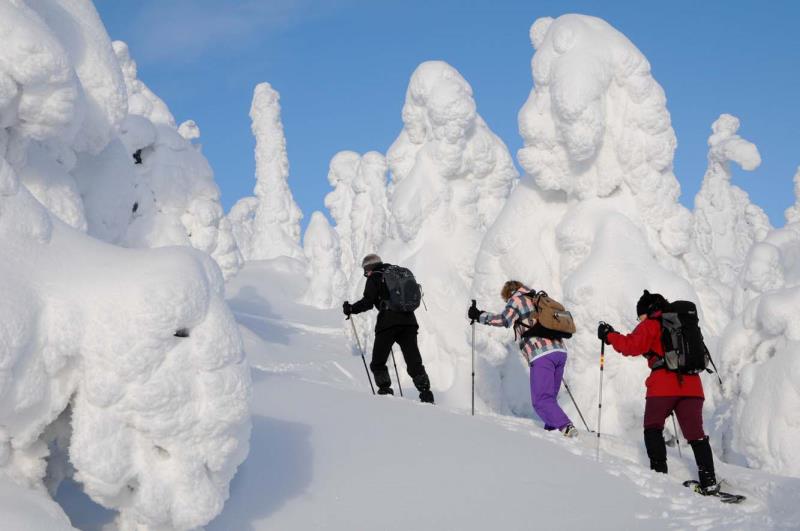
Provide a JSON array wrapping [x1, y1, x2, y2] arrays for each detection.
[[636, 290, 667, 317]]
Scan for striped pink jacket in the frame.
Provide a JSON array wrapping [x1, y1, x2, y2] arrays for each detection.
[[479, 286, 567, 365]]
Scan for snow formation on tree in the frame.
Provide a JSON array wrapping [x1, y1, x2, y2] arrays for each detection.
[[324, 150, 390, 286], [471, 15, 704, 435], [113, 41, 242, 279], [302, 211, 347, 308], [359, 60, 518, 402], [715, 202, 800, 477], [0, 1, 251, 529], [783, 167, 800, 223], [683, 114, 771, 333], [229, 82, 304, 262]]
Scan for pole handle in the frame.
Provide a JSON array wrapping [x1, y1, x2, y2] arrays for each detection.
[[470, 299, 477, 324]]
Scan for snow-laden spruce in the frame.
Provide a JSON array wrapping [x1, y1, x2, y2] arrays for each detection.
[[684, 114, 770, 333], [471, 15, 705, 431], [784, 167, 800, 223], [229, 82, 304, 261], [714, 191, 800, 477], [0, 2, 251, 529], [113, 41, 243, 279], [324, 150, 390, 288], [302, 211, 347, 308], [349, 61, 518, 403]]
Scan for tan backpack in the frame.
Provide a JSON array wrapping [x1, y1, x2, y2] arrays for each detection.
[[517, 291, 576, 340]]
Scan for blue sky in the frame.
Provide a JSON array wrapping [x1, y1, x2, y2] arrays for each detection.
[[95, 0, 799, 229]]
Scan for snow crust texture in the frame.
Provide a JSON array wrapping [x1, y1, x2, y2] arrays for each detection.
[[0, 1, 251, 529], [229, 83, 304, 262]]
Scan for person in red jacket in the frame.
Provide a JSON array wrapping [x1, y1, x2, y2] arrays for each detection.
[[597, 290, 719, 495]]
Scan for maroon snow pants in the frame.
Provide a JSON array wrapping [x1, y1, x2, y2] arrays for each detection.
[[643, 396, 705, 441]]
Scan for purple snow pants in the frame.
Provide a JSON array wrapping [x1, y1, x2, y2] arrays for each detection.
[[530, 350, 572, 431]]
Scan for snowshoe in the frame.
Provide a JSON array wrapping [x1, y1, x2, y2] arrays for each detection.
[[683, 480, 746, 504], [561, 424, 578, 438]]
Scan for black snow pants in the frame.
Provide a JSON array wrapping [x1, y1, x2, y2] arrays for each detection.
[[370, 326, 431, 396]]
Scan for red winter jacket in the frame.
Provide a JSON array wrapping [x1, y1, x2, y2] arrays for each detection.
[[607, 316, 704, 398]]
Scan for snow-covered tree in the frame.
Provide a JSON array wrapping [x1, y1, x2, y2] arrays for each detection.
[[302, 211, 347, 308], [715, 205, 800, 476], [471, 15, 703, 432], [112, 41, 243, 279], [359, 60, 518, 400], [783, 167, 800, 223], [0, 2, 251, 529], [324, 150, 390, 285], [684, 114, 771, 331], [229, 82, 304, 262]]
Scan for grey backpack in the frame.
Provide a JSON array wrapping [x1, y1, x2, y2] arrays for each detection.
[[380, 265, 422, 312]]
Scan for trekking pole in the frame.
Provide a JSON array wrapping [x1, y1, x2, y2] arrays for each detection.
[[348, 316, 375, 395], [390, 347, 403, 397], [562, 379, 593, 433], [596, 323, 607, 461], [671, 413, 682, 458], [470, 299, 477, 416], [705, 346, 724, 391]]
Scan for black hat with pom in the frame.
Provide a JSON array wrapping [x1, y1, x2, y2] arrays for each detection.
[[636, 290, 667, 317]]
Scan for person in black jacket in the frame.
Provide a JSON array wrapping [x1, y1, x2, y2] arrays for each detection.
[[343, 254, 434, 403]]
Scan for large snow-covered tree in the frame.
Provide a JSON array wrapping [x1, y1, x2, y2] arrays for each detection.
[[684, 114, 771, 333], [229, 82, 304, 262], [471, 15, 704, 432], [0, 2, 251, 529], [364, 60, 518, 401]]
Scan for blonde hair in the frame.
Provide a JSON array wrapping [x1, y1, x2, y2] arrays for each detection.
[[501, 280, 524, 301]]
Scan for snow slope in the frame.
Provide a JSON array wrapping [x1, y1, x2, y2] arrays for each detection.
[[0, 475, 75, 530], [210, 259, 800, 530]]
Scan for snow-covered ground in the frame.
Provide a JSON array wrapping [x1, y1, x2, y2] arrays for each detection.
[[207, 261, 800, 530]]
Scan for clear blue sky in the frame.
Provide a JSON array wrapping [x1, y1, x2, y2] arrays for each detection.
[[95, 0, 799, 229]]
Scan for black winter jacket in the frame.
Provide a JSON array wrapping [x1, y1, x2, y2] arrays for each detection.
[[350, 263, 418, 332]]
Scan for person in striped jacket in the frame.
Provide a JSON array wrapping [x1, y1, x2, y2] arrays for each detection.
[[468, 280, 577, 437]]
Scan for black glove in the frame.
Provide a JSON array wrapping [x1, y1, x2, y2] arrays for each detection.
[[597, 322, 615, 344], [468, 304, 483, 322], [343, 301, 352, 316]]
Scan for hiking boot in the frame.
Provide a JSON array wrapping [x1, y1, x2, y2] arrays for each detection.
[[419, 390, 434, 403], [561, 424, 578, 438], [650, 460, 668, 474], [695, 480, 721, 496], [689, 436, 717, 491], [377, 387, 394, 396]]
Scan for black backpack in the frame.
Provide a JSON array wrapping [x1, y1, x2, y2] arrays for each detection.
[[654, 300, 711, 375], [379, 265, 422, 312]]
